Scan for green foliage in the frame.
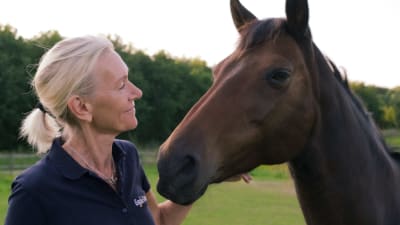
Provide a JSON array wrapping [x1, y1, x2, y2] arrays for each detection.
[[0, 25, 212, 151], [386, 88, 400, 128], [382, 106, 398, 127], [1, 23, 400, 151], [0, 25, 35, 150], [350, 82, 385, 124], [350, 82, 400, 129], [129, 51, 212, 144]]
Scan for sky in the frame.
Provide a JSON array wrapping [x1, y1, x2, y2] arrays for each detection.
[[1, 0, 399, 88]]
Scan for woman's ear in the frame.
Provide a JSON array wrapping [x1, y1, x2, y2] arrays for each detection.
[[67, 95, 93, 122]]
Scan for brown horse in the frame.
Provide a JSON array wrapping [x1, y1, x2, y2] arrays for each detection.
[[157, 0, 400, 224]]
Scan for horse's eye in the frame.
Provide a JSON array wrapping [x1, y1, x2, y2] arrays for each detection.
[[266, 69, 291, 88]]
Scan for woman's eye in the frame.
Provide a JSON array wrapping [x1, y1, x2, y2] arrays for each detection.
[[119, 81, 126, 89]]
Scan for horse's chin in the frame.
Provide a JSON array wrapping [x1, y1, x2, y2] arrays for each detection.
[[157, 180, 209, 205]]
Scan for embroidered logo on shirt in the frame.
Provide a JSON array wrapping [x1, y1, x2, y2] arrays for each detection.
[[134, 195, 147, 207]]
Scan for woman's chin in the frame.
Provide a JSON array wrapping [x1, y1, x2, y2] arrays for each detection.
[[130, 118, 139, 129], [120, 117, 138, 132]]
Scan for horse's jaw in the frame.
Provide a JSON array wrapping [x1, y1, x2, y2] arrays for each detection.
[[156, 139, 260, 204], [156, 177, 209, 205]]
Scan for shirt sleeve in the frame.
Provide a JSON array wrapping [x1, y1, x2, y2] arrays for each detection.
[[5, 180, 46, 225], [140, 165, 151, 193]]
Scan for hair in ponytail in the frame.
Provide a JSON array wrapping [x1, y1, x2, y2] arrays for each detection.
[[20, 35, 113, 153]]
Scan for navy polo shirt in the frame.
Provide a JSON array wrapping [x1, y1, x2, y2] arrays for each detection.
[[5, 137, 156, 225]]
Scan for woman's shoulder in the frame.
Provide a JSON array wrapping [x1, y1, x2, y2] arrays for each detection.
[[114, 139, 137, 149], [113, 139, 140, 158], [12, 157, 51, 192], [113, 139, 139, 154]]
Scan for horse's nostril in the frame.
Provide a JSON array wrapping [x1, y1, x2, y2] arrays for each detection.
[[171, 154, 199, 188], [157, 142, 209, 204], [157, 153, 199, 190], [178, 155, 197, 176]]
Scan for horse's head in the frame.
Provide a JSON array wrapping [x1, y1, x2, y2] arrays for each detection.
[[157, 0, 318, 205]]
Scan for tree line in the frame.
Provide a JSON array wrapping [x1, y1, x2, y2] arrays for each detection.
[[0, 24, 399, 152]]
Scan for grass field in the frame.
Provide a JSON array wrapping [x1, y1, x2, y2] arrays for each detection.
[[1, 131, 399, 224], [0, 163, 305, 225], [144, 164, 306, 225], [382, 129, 400, 149], [0, 174, 13, 223]]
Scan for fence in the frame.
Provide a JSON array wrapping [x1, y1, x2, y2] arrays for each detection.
[[0, 153, 40, 174], [0, 151, 158, 174]]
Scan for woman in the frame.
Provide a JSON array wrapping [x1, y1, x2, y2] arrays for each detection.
[[5, 35, 192, 225]]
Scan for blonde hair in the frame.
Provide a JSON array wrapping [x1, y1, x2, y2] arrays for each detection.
[[20, 35, 114, 154]]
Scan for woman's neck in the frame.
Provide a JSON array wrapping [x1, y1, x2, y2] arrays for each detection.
[[61, 125, 115, 172]]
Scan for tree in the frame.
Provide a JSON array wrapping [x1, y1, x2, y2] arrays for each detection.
[[0, 25, 34, 149], [385, 87, 400, 128], [110, 38, 213, 145], [350, 82, 387, 127], [382, 106, 397, 128]]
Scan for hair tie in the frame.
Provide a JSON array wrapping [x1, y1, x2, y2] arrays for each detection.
[[36, 102, 47, 114], [35, 102, 56, 119], [37, 102, 56, 119]]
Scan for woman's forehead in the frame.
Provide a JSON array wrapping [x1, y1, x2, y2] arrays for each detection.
[[95, 50, 128, 81]]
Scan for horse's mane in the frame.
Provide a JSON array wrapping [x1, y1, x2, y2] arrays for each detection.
[[326, 58, 371, 120], [326, 56, 396, 154]]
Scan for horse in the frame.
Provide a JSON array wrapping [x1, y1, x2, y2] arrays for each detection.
[[156, 0, 400, 224]]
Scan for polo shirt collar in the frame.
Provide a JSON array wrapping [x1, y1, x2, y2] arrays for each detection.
[[48, 137, 126, 180]]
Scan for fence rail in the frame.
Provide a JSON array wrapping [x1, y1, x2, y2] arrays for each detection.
[[0, 151, 158, 174], [0, 153, 40, 173], [2, 146, 399, 174]]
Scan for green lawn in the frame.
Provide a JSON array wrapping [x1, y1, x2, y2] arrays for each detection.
[[1, 164, 305, 225], [386, 136, 400, 149], [382, 129, 400, 149], [2, 131, 400, 224], [181, 180, 305, 225], [0, 174, 13, 223], [145, 164, 305, 225]]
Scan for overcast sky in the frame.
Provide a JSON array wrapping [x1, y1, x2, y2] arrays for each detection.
[[1, 0, 399, 88]]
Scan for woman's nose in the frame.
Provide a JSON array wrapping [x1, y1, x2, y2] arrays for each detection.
[[129, 81, 143, 100]]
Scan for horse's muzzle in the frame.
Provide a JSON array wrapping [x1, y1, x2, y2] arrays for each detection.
[[156, 149, 207, 205]]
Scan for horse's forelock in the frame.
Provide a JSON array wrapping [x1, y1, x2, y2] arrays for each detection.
[[232, 18, 285, 60]]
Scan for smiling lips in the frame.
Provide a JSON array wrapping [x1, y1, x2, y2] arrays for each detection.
[[126, 102, 136, 113], [126, 107, 135, 114]]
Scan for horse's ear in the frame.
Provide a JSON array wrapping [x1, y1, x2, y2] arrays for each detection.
[[230, 0, 257, 31], [285, 0, 309, 39]]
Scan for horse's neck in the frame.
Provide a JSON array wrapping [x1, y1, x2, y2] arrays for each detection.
[[289, 79, 390, 187], [288, 57, 399, 225], [300, 48, 389, 166]]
